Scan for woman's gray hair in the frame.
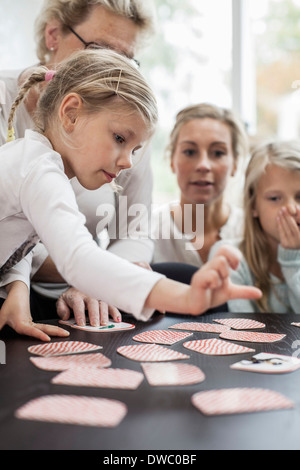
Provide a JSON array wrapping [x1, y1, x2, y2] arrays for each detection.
[[35, 0, 156, 63]]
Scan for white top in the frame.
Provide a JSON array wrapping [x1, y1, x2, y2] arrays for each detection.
[[152, 201, 244, 266], [210, 240, 300, 314], [0, 130, 164, 319], [0, 68, 154, 299]]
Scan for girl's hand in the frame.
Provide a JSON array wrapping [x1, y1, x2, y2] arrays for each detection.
[[187, 245, 262, 313], [0, 281, 69, 341], [56, 287, 122, 327], [277, 205, 300, 250]]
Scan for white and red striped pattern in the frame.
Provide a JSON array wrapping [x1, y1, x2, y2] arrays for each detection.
[[214, 318, 266, 330], [183, 338, 255, 356], [117, 344, 189, 362], [169, 322, 230, 334], [220, 330, 286, 343], [132, 329, 192, 345], [29, 352, 111, 371], [15, 395, 127, 427], [51, 367, 144, 390], [28, 341, 102, 357], [192, 388, 294, 416], [141, 362, 205, 386]]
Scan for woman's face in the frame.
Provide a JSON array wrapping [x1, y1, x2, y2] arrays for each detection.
[[45, 4, 139, 66], [171, 118, 236, 206]]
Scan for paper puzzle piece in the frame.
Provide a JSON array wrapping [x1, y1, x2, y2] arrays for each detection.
[[29, 352, 111, 371], [51, 367, 144, 390], [132, 329, 192, 345], [117, 343, 189, 362], [183, 338, 254, 356], [141, 362, 205, 386], [15, 395, 127, 427], [191, 388, 294, 416], [231, 353, 300, 374], [214, 318, 266, 330], [219, 330, 286, 343], [28, 341, 102, 357], [169, 322, 230, 334], [59, 318, 135, 332]]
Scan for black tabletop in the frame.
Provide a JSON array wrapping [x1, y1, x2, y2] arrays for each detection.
[[1, 311, 300, 451]]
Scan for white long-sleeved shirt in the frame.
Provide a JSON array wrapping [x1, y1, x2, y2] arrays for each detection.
[[0, 68, 154, 298], [210, 240, 300, 313], [0, 130, 164, 319]]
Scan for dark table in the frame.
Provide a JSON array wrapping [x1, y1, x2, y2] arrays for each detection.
[[1, 311, 300, 451]]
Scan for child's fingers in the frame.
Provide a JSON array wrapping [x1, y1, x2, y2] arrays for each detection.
[[213, 244, 242, 270], [228, 282, 262, 301], [56, 296, 71, 321]]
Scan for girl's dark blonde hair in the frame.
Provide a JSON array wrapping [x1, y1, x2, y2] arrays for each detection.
[[240, 140, 300, 312], [166, 102, 249, 163], [35, 0, 156, 63], [7, 49, 158, 139]]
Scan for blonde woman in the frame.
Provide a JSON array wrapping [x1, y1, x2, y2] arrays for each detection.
[[0, 0, 157, 323], [0, 49, 261, 340], [212, 140, 300, 313], [152, 103, 249, 267]]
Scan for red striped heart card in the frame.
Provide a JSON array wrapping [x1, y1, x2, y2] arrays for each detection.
[[132, 329, 192, 345], [219, 330, 286, 343], [169, 322, 230, 334], [29, 352, 111, 371], [213, 318, 266, 330], [141, 362, 205, 386], [15, 395, 127, 427], [117, 344, 190, 362], [191, 388, 294, 416], [183, 338, 255, 356], [28, 341, 102, 357], [51, 367, 144, 390]]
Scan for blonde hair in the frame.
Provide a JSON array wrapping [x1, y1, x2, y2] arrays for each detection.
[[8, 49, 157, 140], [35, 0, 156, 63], [166, 103, 249, 163], [241, 140, 300, 312]]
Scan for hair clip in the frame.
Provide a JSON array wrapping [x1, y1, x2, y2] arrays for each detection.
[[115, 69, 122, 94], [45, 70, 56, 82], [6, 126, 15, 143]]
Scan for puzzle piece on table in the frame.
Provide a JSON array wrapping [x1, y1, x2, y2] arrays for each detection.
[[15, 395, 127, 427], [28, 341, 102, 357], [169, 322, 230, 334], [231, 353, 300, 374], [29, 352, 111, 371], [132, 329, 192, 345], [219, 330, 286, 343], [117, 343, 189, 362], [183, 338, 254, 356], [59, 318, 135, 332], [51, 367, 144, 390], [213, 318, 266, 330], [141, 362, 205, 386], [191, 388, 294, 416]]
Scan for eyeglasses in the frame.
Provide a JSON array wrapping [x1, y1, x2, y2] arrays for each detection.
[[66, 25, 140, 68]]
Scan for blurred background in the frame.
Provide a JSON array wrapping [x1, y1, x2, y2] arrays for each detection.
[[1, 0, 300, 203]]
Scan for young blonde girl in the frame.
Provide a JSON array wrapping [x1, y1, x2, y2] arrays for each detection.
[[0, 49, 261, 340], [219, 140, 300, 313]]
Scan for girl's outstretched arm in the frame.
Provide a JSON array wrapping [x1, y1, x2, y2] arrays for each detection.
[[145, 245, 262, 315]]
